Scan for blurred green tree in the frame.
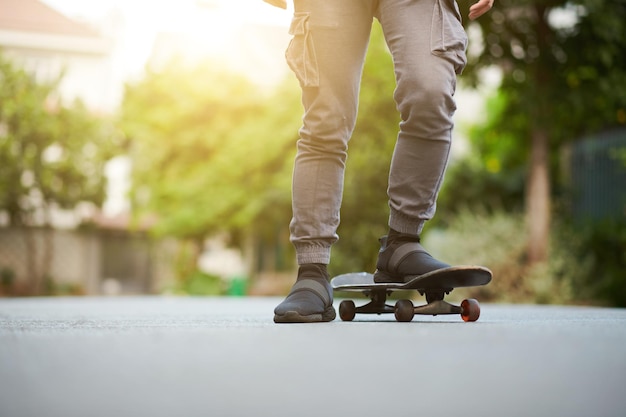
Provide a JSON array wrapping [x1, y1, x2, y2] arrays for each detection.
[[120, 61, 302, 275], [449, 0, 626, 263], [120, 26, 398, 278], [0, 53, 117, 293]]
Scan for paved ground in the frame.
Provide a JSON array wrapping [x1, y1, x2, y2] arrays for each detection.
[[1, 296, 625, 417]]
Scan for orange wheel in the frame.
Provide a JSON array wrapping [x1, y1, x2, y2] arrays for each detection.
[[339, 300, 356, 321], [394, 299, 415, 322], [460, 299, 480, 322]]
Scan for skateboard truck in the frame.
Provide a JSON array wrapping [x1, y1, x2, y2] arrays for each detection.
[[341, 289, 395, 316]]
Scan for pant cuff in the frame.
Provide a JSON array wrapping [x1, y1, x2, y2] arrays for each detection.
[[295, 245, 331, 265], [389, 210, 426, 236]]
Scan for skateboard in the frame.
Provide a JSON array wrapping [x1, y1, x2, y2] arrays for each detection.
[[331, 265, 492, 322]]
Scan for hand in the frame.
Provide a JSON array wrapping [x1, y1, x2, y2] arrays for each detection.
[[469, 0, 494, 20]]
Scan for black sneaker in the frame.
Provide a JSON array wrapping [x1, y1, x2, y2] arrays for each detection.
[[273, 264, 336, 323], [374, 234, 450, 283]]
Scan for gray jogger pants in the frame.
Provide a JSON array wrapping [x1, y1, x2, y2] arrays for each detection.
[[286, 0, 468, 265]]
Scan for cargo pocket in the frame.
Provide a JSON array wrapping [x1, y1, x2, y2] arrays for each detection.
[[431, 0, 468, 75], [285, 12, 319, 88]]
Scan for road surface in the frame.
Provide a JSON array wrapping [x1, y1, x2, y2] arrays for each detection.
[[1, 296, 625, 417]]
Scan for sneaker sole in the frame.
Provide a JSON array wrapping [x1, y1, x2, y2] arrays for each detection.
[[273, 306, 336, 323]]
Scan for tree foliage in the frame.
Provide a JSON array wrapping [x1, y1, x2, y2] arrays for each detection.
[[0, 53, 116, 226], [0, 52, 118, 295], [460, 0, 626, 136], [440, 0, 626, 230], [120, 25, 400, 276], [120, 61, 301, 242]]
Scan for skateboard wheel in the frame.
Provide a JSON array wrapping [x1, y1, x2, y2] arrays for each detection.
[[460, 299, 480, 322], [339, 300, 356, 321], [394, 299, 414, 322]]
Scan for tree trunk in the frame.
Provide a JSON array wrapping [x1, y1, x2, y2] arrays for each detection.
[[526, 128, 551, 264], [21, 226, 41, 295]]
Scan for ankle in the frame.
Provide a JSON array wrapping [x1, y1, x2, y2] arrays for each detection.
[[297, 263, 330, 281], [387, 228, 420, 245]]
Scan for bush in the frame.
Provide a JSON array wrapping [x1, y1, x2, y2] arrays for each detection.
[[169, 271, 224, 296], [422, 210, 574, 304], [553, 219, 626, 307], [0, 267, 15, 296]]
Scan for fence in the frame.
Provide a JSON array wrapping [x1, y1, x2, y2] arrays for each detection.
[[568, 129, 626, 221], [0, 227, 177, 296]]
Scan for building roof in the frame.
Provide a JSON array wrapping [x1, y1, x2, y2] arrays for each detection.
[[0, 0, 99, 37]]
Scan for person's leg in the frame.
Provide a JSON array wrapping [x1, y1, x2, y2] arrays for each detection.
[[288, 0, 375, 264], [274, 0, 375, 322], [375, 0, 468, 282]]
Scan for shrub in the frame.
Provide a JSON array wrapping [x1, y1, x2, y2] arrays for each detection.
[[422, 210, 574, 304], [169, 271, 224, 296], [553, 219, 626, 307]]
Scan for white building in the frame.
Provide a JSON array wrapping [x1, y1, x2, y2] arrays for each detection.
[[0, 0, 116, 113]]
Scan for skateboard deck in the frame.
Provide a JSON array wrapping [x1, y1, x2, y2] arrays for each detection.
[[331, 265, 492, 322]]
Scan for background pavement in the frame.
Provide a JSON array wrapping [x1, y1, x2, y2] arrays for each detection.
[[1, 296, 625, 417]]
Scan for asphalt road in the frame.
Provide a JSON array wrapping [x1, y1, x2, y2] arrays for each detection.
[[1, 296, 625, 417]]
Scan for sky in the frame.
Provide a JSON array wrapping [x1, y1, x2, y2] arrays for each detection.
[[40, 0, 291, 82]]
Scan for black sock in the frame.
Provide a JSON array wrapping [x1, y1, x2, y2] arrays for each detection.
[[297, 263, 330, 282], [388, 228, 420, 244]]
